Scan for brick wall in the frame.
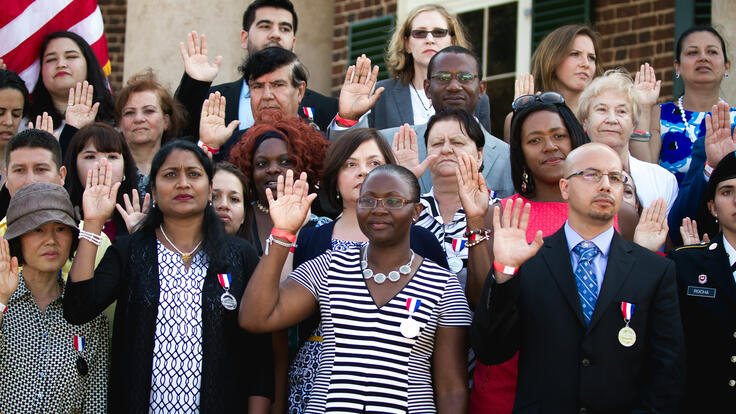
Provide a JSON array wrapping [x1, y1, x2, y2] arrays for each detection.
[[99, 0, 127, 93], [331, 0, 397, 96], [594, 0, 676, 100]]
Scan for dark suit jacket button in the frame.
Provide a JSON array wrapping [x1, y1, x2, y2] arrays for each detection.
[[581, 358, 591, 366]]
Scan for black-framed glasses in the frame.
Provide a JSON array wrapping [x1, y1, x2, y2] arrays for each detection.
[[410, 29, 451, 39], [430, 71, 479, 84], [566, 168, 628, 185], [357, 197, 412, 210], [512, 91, 565, 111]]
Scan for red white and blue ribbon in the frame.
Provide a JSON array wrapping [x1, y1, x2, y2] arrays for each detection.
[[217, 273, 232, 290], [406, 297, 421, 315], [620, 301, 635, 323], [73, 335, 85, 352], [302, 106, 315, 120], [451, 238, 467, 252]]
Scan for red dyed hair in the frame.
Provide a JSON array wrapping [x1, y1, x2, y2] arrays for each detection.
[[229, 116, 329, 193]]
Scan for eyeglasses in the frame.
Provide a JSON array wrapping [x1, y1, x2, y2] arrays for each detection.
[[357, 197, 412, 210], [566, 168, 628, 185], [430, 71, 479, 84], [410, 29, 451, 39], [512, 91, 565, 111]]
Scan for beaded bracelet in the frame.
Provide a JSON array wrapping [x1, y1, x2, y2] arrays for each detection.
[[464, 228, 492, 248], [78, 229, 103, 246]]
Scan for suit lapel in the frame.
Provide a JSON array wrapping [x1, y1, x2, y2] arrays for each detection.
[[588, 233, 635, 329], [393, 84, 414, 126], [541, 228, 587, 327], [705, 237, 736, 304]]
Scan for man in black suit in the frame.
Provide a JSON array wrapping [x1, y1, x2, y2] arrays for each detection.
[[175, 0, 338, 134], [471, 143, 685, 413]]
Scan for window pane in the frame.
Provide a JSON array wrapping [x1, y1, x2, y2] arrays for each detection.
[[487, 2, 517, 76], [458, 9, 484, 73], [485, 77, 515, 138]]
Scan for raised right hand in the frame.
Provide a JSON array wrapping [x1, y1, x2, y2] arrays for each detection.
[[391, 124, 437, 178], [179, 31, 222, 82], [680, 217, 709, 245], [492, 198, 543, 283], [705, 101, 736, 168], [267, 170, 317, 235], [82, 158, 121, 225], [28, 112, 57, 139], [337, 55, 384, 121], [65, 81, 99, 129], [0, 238, 19, 305], [514, 72, 534, 99], [199, 92, 239, 149], [633, 63, 661, 108], [455, 152, 489, 220]]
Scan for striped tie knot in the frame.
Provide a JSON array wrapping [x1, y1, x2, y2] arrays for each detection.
[[573, 242, 600, 263]]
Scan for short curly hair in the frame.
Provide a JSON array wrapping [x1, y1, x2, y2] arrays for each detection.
[[229, 116, 329, 195]]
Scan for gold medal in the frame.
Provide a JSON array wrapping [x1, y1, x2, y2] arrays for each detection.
[[618, 325, 636, 347]]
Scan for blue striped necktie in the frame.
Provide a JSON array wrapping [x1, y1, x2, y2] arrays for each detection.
[[573, 242, 600, 325]]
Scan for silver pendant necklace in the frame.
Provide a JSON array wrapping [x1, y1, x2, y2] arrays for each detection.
[[361, 245, 414, 284]]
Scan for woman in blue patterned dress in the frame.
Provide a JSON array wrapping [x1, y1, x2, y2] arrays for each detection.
[[241, 165, 471, 413], [633, 26, 734, 184], [287, 128, 448, 413]]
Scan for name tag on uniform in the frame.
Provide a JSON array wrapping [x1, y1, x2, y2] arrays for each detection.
[[687, 286, 716, 298]]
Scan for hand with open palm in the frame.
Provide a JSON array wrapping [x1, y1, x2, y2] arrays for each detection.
[[82, 158, 121, 226], [267, 170, 317, 235], [455, 152, 489, 220], [391, 124, 437, 178], [337, 55, 384, 121], [492, 198, 543, 283], [179, 31, 222, 82]]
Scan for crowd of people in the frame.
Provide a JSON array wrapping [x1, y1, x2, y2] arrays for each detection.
[[0, 0, 734, 412]]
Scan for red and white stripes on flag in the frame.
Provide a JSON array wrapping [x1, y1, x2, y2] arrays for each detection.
[[0, 0, 111, 92]]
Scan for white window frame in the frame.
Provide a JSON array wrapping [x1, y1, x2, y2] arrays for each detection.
[[398, 0, 532, 80]]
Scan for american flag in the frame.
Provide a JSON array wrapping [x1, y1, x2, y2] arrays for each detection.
[[0, 0, 111, 92]]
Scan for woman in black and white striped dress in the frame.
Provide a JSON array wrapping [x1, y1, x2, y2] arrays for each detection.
[[240, 164, 471, 413]]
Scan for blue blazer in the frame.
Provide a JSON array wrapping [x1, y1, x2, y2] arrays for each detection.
[[368, 78, 491, 131]]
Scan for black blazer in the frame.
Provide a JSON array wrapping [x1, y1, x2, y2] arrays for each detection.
[[175, 73, 338, 136], [471, 227, 685, 413], [63, 231, 273, 413], [669, 235, 736, 411], [368, 77, 492, 131]]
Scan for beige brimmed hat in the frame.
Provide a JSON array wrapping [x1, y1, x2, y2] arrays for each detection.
[[5, 183, 78, 240]]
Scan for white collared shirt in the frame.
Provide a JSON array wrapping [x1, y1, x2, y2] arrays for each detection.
[[564, 222, 615, 295]]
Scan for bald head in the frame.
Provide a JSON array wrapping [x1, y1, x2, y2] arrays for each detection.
[[563, 143, 622, 177]]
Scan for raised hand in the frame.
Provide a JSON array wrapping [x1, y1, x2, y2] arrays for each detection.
[[633, 198, 669, 251], [116, 189, 150, 233], [179, 31, 222, 82], [680, 217, 709, 245], [633, 63, 661, 108], [705, 101, 736, 168], [492, 198, 543, 283], [0, 238, 19, 306], [199, 92, 239, 149], [391, 124, 437, 178], [65, 81, 99, 129], [28, 112, 58, 138], [267, 170, 317, 234], [82, 158, 121, 225], [456, 152, 489, 220], [514, 72, 535, 99], [337, 55, 384, 121]]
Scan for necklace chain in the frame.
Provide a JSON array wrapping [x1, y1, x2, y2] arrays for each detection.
[[411, 84, 432, 112], [361, 244, 414, 284], [254, 201, 269, 214], [677, 95, 725, 142], [159, 225, 203, 261]]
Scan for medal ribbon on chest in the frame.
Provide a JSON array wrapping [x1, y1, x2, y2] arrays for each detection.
[[73, 335, 88, 376], [400, 297, 422, 339], [618, 301, 637, 347], [218, 273, 238, 311]]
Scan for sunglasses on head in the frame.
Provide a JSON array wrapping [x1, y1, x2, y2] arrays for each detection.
[[410, 29, 451, 39], [512, 91, 565, 111]]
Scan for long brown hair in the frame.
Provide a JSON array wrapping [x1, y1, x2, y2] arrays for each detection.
[[530, 25, 603, 93]]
